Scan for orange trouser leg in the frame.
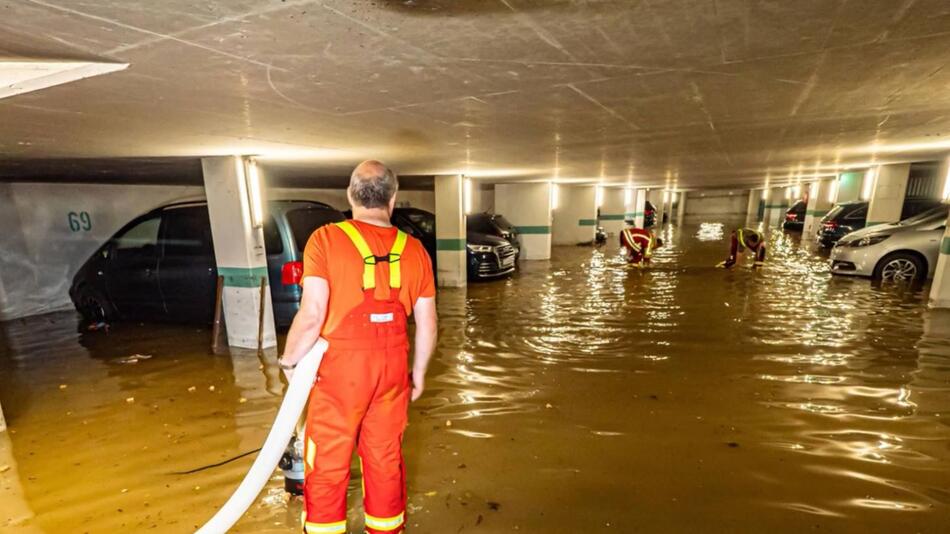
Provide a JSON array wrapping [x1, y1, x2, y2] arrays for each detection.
[[359, 345, 410, 533], [303, 350, 373, 534]]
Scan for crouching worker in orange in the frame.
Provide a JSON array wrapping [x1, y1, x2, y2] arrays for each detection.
[[718, 227, 766, 269], [620, 225, 662, 267], [278, 160, 438, 534]]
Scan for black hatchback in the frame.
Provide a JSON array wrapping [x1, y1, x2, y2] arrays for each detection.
[[817, 198, 942, 247]]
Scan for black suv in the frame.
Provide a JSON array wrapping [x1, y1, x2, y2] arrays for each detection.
[[817, 198, 942, 247], [783, 200, 807, 231]]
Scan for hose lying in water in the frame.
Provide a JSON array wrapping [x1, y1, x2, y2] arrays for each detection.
[[195, 338, 328, 534]]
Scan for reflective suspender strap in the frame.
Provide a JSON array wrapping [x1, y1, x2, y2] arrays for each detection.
[[335, 221, 377, 290], [389, 230, 408, 289]]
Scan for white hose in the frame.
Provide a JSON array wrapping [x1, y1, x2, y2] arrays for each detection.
[[196, 338, 328, 534]]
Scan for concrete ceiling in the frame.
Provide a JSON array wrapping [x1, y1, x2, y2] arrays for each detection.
[[2, 0, 950, 189]]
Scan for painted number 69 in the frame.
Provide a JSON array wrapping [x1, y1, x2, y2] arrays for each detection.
[[68, 211, 92, 232]]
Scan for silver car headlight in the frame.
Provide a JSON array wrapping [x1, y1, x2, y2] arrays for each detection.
[[467, 244, 493, 253], [850, 235, 890, 247]]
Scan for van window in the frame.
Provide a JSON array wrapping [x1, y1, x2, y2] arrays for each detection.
[[262, 216, 284, 255], [115, 215, 161, 250], [286, 206, 346, 251], [162, 207, 213, 257]]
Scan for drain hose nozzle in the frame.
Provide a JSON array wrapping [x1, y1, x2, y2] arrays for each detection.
[[195, 338, 328, 534]]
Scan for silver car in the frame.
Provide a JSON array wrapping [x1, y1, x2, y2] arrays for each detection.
[[830, 205, 948, 281]]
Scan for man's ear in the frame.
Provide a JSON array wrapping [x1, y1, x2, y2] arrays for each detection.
[[388, 194, 397, 213]]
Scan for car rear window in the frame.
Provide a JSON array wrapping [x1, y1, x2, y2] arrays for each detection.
[[286, 206, 346, 251], [844, 206, 867, 220], [822, 205, 845, 222], [262, 216, 283, 255]]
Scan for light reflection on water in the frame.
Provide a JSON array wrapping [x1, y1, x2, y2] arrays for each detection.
[[1, 218, 949, 532]]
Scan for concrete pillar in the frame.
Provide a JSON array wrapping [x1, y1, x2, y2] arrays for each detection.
[[552, 185, 597, 245], [599, 187, 626, 235], [745, 189, 761, 225], [495, 183, 552, 260], [927, 155, 950, 308], [0, 400, 5, 432], [675, 191, 686, 222], [803, 179, 835, 238], [836, 171, 864, 203], [866, 163, 911, 227], [632, 189, 648, 227], [202, 156, 276, 350], [434, 175, 466, 288], [764, 187, 788, 227]]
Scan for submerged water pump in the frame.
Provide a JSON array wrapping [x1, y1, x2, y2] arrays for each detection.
[[278, 435, 305, 496]]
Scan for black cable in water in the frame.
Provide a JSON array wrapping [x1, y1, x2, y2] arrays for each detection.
[[169, 447, 263, 475]]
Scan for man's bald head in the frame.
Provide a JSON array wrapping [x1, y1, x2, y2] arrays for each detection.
[[348, 160, 398, 210]]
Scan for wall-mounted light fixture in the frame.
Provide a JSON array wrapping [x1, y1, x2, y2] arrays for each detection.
[[861, 167, 877, 200], [624, 187, 633, 206], [595, 185, 604, 207], [550, 183, 559, 210], [243, 158, 264, 228], [829, 178, 839, 204], [463, 177, 473, 214]]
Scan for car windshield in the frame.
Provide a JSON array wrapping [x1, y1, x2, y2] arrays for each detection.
[[286, 206, 345, 251], [467, 213, 495, 234], [898, 205, 949, 226], [405, 210, 435, 235], [492, 214, 515, 232]]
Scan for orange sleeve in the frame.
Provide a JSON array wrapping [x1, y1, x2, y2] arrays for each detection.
[[302, 225, 331, 280], [416, 241, 436, 300]]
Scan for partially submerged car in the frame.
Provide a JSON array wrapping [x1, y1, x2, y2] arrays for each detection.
[[830, 205, 949, 282], [69, 200, 345, 327], [783, 200, 807, 231]]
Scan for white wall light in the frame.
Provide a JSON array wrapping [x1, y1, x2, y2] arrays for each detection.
[[550, 183, 559, 210], [663, 190, 670, 203], [828, 178, 839, 204], [463, 177, 473, 214], [595, 185, 604, 207], [761, 188, 768, 200], [861, 168, 877, 201], [244, 158, 264, 228], [943, 164, 950, 201], [624, 187, 633, 206]]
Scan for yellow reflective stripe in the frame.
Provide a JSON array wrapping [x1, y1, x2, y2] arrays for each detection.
[[304, 520, 346, 534], [364, 512, 405, 531], [389, 230, 408, 289], [359, 456, 366, 498], [306, 437, 316, 471], [336, 221, 376, 290]]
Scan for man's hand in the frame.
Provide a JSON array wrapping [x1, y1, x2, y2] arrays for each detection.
[[410, 371, 425, 402]]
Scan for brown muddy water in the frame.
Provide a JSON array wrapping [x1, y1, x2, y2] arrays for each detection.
[[2, 219, 950, 533]]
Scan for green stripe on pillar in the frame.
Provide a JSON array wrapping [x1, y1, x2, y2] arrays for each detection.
[[515, 225, 551, 234], [941, 237, 950, 255], [578, 219, 596, 226], [218, 266, 269, 288], [437, 238, 466, 251], [805, 209, 829, 217], [599, 214, 625, 221]]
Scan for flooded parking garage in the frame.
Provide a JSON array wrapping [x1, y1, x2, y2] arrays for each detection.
[[3, 219, 949, 533]]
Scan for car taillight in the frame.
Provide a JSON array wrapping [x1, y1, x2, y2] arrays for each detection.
[[281, 261, 303, 286], [823, 221, 838, 230], [786, 213, 797, 220]]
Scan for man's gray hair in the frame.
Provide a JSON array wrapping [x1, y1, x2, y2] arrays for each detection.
[[348, 160, 398, 209]]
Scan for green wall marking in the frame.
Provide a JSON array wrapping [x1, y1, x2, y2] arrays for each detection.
[[515, 225, 551, 235], [218, 266, 269, 288], [941, 237, 950, 255], [436, 238, 466, 251], [598, 214, 625, 221], [578, 219, 596, 226]]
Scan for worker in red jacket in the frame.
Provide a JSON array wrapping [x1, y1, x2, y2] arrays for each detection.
[[620, 225, 661, 267], [718, 227, 766, 268]]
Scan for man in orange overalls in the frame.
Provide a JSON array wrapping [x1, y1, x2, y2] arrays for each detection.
[[279, 161, 438, 534]]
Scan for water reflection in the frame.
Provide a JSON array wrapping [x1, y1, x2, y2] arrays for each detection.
[[0, 218, 949, 532]]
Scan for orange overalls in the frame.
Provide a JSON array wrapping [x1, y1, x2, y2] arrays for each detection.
[[303, 221, 410, 534], [620, 227, 656, 265]]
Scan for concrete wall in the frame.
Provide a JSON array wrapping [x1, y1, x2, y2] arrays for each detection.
[[684, 189, 748, 216], [551, 185, 596, 245], [471, 183, 494, 214], [0, 182, 429, 321]]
